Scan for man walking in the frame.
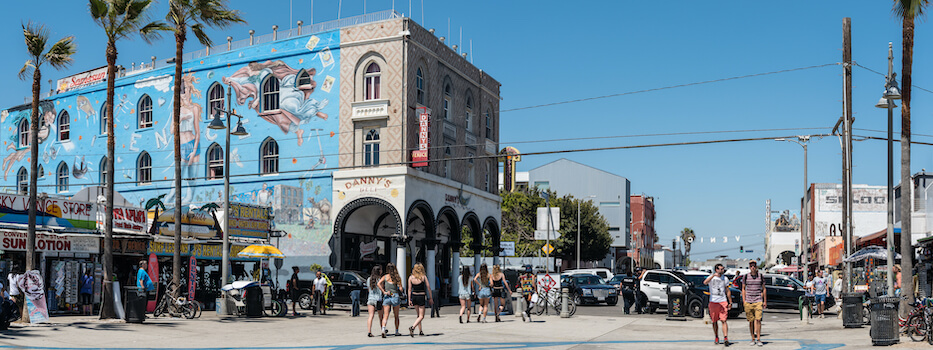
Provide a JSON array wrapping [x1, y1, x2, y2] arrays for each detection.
[[620, 270, 637, 315], [518, 265, 536, 322], [811, 270, 828, 318], [312, 271, 327, 315], [288, 266, 300, 317], [742, 261, 766, 346], [634, 267, 648, 314], [704, 263, 731, 346]]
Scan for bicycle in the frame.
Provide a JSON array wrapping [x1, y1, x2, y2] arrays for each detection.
[[152, 282, 199, 319], [531, 286, 576, 316]]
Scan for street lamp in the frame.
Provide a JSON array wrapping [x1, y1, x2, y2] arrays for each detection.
[[577, 195, 597, 269], [208, 87, 248, 296], [875, 42, 901, 296], [776, 136, 815, 281]]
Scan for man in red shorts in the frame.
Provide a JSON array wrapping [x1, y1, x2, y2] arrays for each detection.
[[704, 263, 732, 346]]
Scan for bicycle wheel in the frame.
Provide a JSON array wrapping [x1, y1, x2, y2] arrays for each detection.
[[568, 298, 577, 316], [532, 294, 547, 316], [908, 314, 927, 342], [182, 303, 196, 319], [153, 299, 166, 317]]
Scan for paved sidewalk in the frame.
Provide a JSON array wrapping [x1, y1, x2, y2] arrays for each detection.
[[0, 307, 924, 349]]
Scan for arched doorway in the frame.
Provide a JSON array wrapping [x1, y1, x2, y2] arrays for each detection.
[[406, 200, 435, 284], [483, 217, 501, 266], [436, 206, 459, 299], [461, 212, 483, 270], [331, 197, 401, 273]]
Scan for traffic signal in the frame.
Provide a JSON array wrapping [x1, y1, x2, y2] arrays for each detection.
[[740, 245, 744, 253]]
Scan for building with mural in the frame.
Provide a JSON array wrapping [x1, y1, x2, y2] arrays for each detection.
[[0, 11, 501, 304]]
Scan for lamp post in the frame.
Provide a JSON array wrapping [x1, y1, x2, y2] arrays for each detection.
[[577, 195, 597, 269], [875, 42, 901, 296], [208, 88, 249, 292], [776, 136, 814, 280]]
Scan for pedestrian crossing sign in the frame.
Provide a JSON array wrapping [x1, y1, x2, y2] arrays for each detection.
[[542, 243, 554, 255]]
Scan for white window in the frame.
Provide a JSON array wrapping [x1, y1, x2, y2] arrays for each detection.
[[364, 63, 381, 100], [298, 70, 312, 87], [485, 109, 493, 139], [208, 83, 225, 120], [137, 152, 151, 185], [364, 128, 380, 166], [18, 119, 28, 148], [37, 165, 43, 179], [261, 138, 279, 174], [207, 143, 223, 180], [100, 103, 108, 135], [138, 95, 153, 128], [443, 83, 452, 121], [58, 111, 70, 141], [262, 76, 280, 111], [57, 162, 69, 193], [100, 156, 108, 185], [416, 68, 425, 105], [465, 95, 474, 132], [17, 167, 27, 195]]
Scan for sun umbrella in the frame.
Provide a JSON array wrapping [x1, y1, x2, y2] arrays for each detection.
[[237, 244, 286, 259], [843, 245, 900, 263]]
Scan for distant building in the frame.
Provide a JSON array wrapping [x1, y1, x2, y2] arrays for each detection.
[[526, 158, 631, 272], [653, 244, 673, 269], [630, 195, 656, 269], [894, 171, 933, 242]]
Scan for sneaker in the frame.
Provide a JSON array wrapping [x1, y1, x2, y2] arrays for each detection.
[[714, 337, 719, 344], [521, 311, 527, 322], [749, 341, 757, 346], [723, 337, 729, 346], [757, 340, 763, 347]]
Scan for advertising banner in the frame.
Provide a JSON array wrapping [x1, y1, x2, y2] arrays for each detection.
[[148, 241, 252, 260], [817, 187, 887, 212], [0, 231, 99, 253], [412, 108, 430, 167], [0, 193, 96, 229], [56, 66, 107, 93], [153, 207, 218, 239], [227, 203, 272, 240]]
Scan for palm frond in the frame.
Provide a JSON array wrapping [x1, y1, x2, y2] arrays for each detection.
[[190, 23, 212, 46], [22, 22, 50, 60], [88, 0, 109, 20], [893, 0, 930, 20], [45, 36, 77, 70], [18, 60, 35, 81], [140, 21, 171, 44]]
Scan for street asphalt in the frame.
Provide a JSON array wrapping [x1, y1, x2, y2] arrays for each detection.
[[0, 303, 927, 349]]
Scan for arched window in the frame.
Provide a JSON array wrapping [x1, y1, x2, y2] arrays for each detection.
[[485, 108, 493, 139], [17, 167, 27, 195], [138, 95, 153, 128], [58, 111, 70, 141], [100, 156, 108, 185], [37, 164, 44, 179], [207, 143, 224, 180], [443, 81, 452, 120], [208, 83, 225, 120], [297, 70, 312, 87], [416, 68, 425, 105], [57, 162, 69, 193], [465, 94, 474, 132], [261, 138, 279, 174], [100, 103, 108, 135], [262, 76, 279, 111], [137, 152, 151, 185], [364, 62, 381, 100], [18, 119, 29, 148], [364, 128, 380, 166]]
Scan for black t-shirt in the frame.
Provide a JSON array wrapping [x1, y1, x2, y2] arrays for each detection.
[[621, 276, 637, 289], [290, 273, 300, 290]]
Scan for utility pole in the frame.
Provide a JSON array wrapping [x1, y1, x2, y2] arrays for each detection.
[[842, 17, 854, 294]]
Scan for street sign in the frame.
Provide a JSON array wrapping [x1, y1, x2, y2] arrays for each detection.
[[533, 230, 559, 240], [542, 243, 554, 255], [500, 242, 515, 257], [536, 207, 560, 237], [540, 274, 557, 291]]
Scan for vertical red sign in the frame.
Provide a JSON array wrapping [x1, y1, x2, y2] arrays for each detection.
[[412, 108, 430, 167], [147, 253, 159, 312]]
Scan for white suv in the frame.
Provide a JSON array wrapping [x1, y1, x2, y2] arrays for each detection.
[[562, 268, 613, 280]]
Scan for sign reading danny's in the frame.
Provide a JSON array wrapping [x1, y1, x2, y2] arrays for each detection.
[[344, 177, 393, 192], [412, 107, 430, 167]]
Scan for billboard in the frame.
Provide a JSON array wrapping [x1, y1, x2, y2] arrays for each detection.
[[412, 108, 430, 167], [227, 203, 272, 240], [812, 184, 887, 240], [56, 66, 107, 93]]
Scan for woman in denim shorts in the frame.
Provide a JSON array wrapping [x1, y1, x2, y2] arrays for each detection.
[[473, 263, 492, 323], [378, 263, 405, 338], [457, 266, 473, 324], [365, 265, 384, 337]]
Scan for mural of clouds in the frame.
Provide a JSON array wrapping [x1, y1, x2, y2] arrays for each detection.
[[134, 75, 173, 92]]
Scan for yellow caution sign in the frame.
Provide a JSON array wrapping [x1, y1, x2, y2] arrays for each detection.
[[542, 243, 554, 255]]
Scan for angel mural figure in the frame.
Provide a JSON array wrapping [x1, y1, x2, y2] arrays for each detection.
[[223, 60, 328, 146], [3, 103, 56, 180], [167, 73, 202, 203]]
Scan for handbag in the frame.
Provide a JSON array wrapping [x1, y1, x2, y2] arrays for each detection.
[[530, 293, 539, 304]]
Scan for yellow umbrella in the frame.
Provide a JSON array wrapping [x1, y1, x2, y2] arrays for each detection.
[[237, 244, 286, 259]]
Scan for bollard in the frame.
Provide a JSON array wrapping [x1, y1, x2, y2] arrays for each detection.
[[560, 287, 570, 318], [799, 296, 810, 324]]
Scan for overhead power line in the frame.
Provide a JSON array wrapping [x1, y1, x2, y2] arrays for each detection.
[[501, 63, 840, 113]]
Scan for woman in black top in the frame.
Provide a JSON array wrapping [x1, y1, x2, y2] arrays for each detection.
[[407, 263, 432, 336], [288, 266, 301, 316], [490, 265, 511, 322]]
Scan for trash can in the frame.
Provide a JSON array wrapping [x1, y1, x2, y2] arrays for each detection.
[[124, 286, 147, 323], [244, 285, 263, 317], [870, 296, 900, 346], [666, 283, 687, 321], [842, 292, 863, 328]]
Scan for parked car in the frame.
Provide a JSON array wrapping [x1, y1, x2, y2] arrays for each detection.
[[754, 273, 834, 310], [562, 268, 614, 280], [562, 273, 618, 306], [640, 269, 743, 318], [326, 270, 370, 305], [607, 275, 626, 291]]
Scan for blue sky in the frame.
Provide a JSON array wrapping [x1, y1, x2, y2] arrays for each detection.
[[2, 1, 932, 261]]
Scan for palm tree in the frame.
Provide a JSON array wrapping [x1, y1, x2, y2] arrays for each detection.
[[679, 228, 695, 264], [163, 0, 244, 299], [89, 0, 166, 319], [18, 22, 76, 323], [199, 202, 222, 235], [145, 194, 167, 235], [893, 0, 928, 316]]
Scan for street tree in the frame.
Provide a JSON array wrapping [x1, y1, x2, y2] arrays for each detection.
[[161, 0, 244, 299], [18, 22, 75, 322], [89, 0, 166, 319], [893, 0, 928, 316]]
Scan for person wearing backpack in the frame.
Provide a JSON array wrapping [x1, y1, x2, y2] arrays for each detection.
[[741, 261, 766, 347]]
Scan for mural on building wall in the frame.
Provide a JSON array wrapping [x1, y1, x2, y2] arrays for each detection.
[[0, 30, 342, 260]]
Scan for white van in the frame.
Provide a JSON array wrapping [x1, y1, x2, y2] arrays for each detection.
[[561, 268, 613, 280]]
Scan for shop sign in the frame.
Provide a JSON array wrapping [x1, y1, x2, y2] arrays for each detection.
[[0, 231, 99, 253], [188, 257, 196, 301], [112, 206, 147, 231], [148, 241, 251, 260], [154, 207, 218, 239], [228, 203, 271, 240], [0, 193, 97, 229], [500, 241, 515, 257], [114, 239, 148, 255], [412, 108, 430, 167], [360, 240, 378, 259], [56, 66, 107, 93], [344, 177, 393, 192]]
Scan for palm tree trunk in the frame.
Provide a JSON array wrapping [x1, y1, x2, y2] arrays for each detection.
[[900, 14, 915, 317], [100, 41, 118, 319], [23, 69, 41, 324], [172, 29, 186, 302]]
